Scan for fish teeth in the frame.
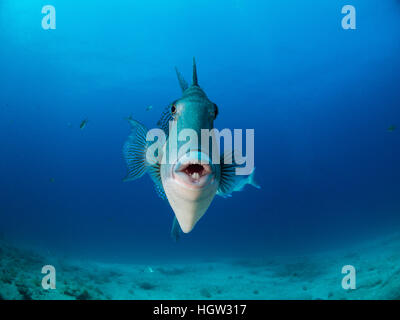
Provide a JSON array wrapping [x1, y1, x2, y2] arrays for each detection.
[[192, 172, 200, 180]]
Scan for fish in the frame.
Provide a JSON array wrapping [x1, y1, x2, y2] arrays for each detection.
[[146, 105, 153, 111], [80, 119, 88, 129], [216, 168, 260, 198], [387, 125, 396, 132], [123, 58, 259, 240], [147, 266, 154, 273]]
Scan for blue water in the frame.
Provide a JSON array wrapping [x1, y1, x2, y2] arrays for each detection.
[[1, 0, 400, 265]]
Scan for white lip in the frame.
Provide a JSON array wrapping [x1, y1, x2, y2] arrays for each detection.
[[172, 151, 214, 189]]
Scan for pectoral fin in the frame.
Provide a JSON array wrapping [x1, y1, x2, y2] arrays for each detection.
[[123, 117, 167, 200], [217, 154, 260, 197], [123, 118, 149, 182], [217, 152, 238, 196]]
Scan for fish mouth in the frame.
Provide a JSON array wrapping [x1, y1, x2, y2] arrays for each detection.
[[173, 151, 214, 189]]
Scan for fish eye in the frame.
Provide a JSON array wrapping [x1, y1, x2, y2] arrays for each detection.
[[171, 104, 176, 114], [214, 104, 218, 119]]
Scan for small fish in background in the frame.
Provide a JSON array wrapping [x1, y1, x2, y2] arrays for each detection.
[[49, 178, 55, 183], [67, 122, 72, 128], [80, 119, 88, 130], [146, 105, 153, 111], [147, 266, 154, 273], [387, 125, 396, 132]]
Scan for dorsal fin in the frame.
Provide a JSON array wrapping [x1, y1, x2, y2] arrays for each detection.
[[192, 57, 198, 86], [175, 67, 188, 92]]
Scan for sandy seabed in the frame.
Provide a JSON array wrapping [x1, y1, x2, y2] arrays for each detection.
[[1, 233, 400, 300]]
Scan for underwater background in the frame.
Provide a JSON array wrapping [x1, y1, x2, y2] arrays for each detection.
[[1, 0, 400, 299]]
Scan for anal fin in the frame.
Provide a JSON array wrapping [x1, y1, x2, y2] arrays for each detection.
[[171, 217, 181, 242]]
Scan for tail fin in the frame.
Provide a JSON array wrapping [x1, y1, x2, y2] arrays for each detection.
[[123, 118, 149, 182], [249, 168, 261, 189], [171, 217, 181, 242]]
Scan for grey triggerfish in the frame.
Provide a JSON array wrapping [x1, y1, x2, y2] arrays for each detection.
[[123, 59, 259, 240]]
